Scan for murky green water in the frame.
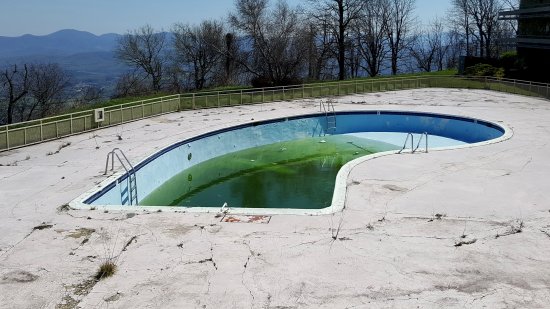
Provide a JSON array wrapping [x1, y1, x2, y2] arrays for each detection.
[[140, 135, 398, 209]]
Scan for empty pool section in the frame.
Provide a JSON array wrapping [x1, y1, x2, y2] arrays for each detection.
[[70, 111, 508, 214]]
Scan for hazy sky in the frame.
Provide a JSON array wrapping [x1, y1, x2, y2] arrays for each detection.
[[0, 0, 452, 37]]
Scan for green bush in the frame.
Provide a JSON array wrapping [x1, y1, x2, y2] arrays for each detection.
[[464, 63, 505, 78]]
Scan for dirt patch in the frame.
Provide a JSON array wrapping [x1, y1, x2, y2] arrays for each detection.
[[67, 228, 96, 239], [164, 224, 193, 237], [1, 270, 38, 283]]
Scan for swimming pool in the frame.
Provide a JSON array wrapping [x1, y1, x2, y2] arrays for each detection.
[[70, 110, 509, 214]]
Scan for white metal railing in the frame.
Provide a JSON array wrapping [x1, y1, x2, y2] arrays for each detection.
[[1, 75, 548, 152]]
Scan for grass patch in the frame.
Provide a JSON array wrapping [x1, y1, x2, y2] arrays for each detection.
[[95, 260, 117, 280]]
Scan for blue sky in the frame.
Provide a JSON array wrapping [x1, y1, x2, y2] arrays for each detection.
[[0, 0, 452, 37]]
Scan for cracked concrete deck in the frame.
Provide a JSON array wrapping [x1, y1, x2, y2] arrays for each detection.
[[1, 88, 550, 308]]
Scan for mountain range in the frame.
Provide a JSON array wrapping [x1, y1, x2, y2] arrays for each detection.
[[0, 29, 130, 95]]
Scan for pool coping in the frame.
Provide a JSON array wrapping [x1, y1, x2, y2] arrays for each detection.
[[68, 110, 514, 215]]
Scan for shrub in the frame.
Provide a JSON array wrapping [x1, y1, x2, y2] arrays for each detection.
[[95, 260, 117, 280], [464, 63, 505, 78]]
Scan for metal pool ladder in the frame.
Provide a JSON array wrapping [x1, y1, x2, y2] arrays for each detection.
[[398, 132, 429, 154], [104, 148, 138, 205], [319, 100, 337, 135]]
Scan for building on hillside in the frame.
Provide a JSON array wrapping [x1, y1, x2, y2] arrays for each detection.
[[500, 0, 550, 82]]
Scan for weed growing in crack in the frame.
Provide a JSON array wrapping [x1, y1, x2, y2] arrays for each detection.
[[454, 238, 477, 247], [496, 220, 524, 238], [329, 212, 344, 240], [428, 213, 446, 222], [58, 142, 71, 151], [95, 260, 117, 280]]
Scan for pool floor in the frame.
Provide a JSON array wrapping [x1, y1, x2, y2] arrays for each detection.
[[140, 135, 399, 208], [139, 132, 467, 209]]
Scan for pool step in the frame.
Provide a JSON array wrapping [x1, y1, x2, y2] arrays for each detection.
[[105, 148, 139, 205], [320, 100, 337, 135]]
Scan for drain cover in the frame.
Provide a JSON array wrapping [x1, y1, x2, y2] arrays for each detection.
[[221, 215, 271, 224]]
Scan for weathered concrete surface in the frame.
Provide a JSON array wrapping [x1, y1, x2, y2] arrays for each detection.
[[1, 89, 549, 308]]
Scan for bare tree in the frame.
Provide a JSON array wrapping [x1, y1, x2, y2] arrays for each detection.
[[223, 33, 239, 85], [116, 25, 166, 92], [113, 71, 149, 98], [304, 19, 337, 80], [431, 18, 450, 71], [1, 64, 29, 124], [408, 30, 436, 72], [229, 0, 308, 86], [354, 0, 390, 77], [308, 0, 365, 80], [386, 0, 416, 75], [445, 28, 464, 69], [173, 20, 225, 90], [25, 63, 69, 120], [449, 0, 506, 58], [73, 85, 103, 108]]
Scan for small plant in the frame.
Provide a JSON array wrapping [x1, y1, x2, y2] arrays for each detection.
[[454, 238, 477, 247], [95, 260, 117, 280], [496, 220, 524, 238], [59, 141, 71, 149]]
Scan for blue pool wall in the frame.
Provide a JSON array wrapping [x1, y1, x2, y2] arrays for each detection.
[[88, 111, 505, 206]]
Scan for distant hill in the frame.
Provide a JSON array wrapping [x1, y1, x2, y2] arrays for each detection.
[[0, 29, 130, 96], [0, 29, 120, 58]]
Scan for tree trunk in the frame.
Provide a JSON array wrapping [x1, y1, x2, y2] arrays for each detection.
[[338, 0, 346, 80]]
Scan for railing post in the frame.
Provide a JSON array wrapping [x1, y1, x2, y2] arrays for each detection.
[[302, 84, 305, 98], [262, 88, 265, 103], [240, 90, 243, 105], [6, 125, 9, 151], [192, 93, 196, 109], [338, 82, 340, 96], [24, 127, 27, 145], [218, 92, 221, 107], [40, 119, 43, 142], [55, 121, 59, 138], [178, 94, 182, 111], [120, 105, 124, 124], [70, 114, 73, 134], [282, 87, 285, 101]]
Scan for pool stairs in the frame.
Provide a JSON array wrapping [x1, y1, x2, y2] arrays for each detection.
[[319, 100, 337, 135], [104, 148, 139, 205]]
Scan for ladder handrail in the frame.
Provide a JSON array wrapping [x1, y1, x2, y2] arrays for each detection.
[[398, 132, 429, 154], [104, 148, 138, 205], [105, 148, 136, 174], [413, 132, 429, 153], [398, 133, 414, 154]]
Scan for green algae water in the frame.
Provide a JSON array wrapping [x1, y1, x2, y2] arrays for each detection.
[[140, 135, 399, 209]]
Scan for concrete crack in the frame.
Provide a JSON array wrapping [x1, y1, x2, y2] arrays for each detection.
[[241, 241, 256, 308]]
